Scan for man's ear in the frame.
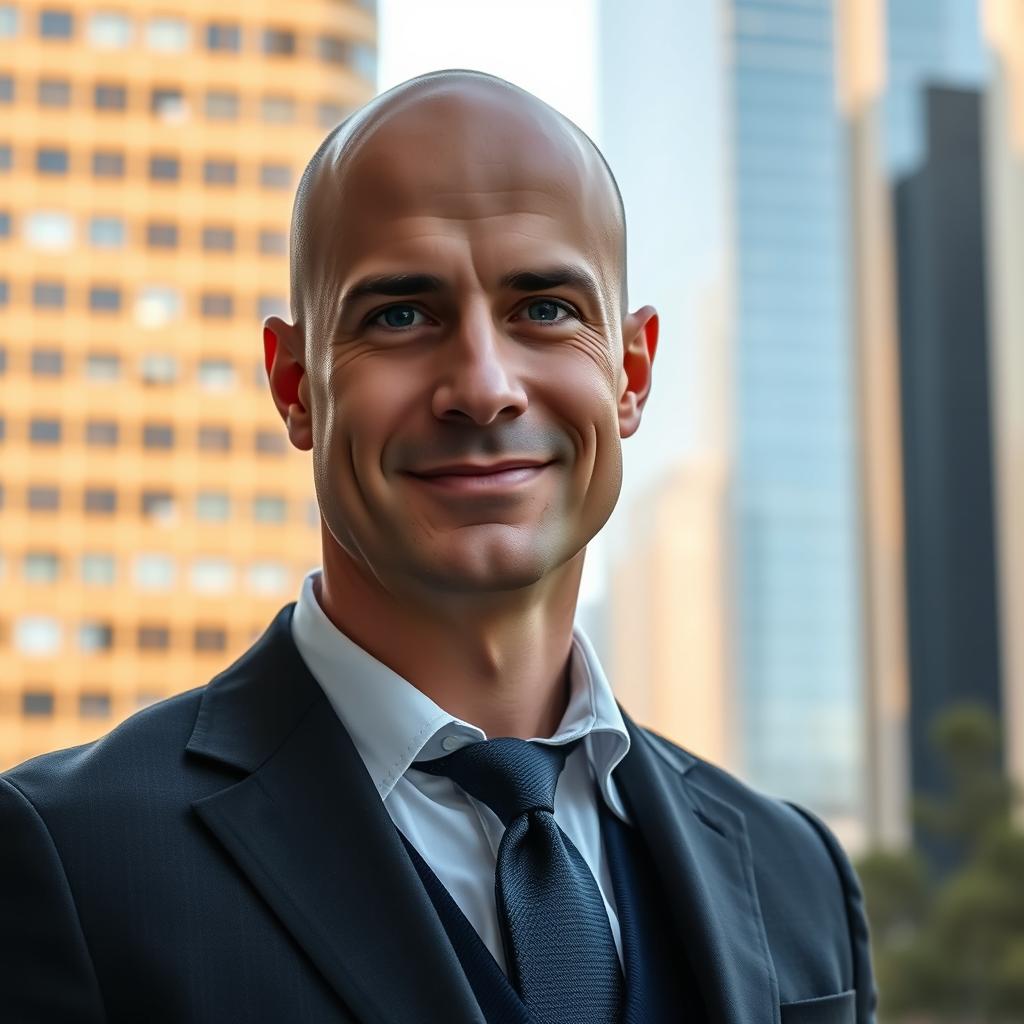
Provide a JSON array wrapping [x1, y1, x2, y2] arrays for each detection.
[[618, 305, 659, 439], [263, 315, 313, 452]]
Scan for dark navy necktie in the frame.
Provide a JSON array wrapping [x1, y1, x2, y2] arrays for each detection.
[[413, 736, 624, 1024]]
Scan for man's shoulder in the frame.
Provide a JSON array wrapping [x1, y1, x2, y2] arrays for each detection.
[[1, 684, 212, 818], [636, 724, 854, 876]]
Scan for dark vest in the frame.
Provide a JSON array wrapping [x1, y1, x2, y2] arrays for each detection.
[[397, 793, 707, 1023]]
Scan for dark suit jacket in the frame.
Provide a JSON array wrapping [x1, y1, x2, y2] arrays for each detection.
[[0, 604, 876, 1023]]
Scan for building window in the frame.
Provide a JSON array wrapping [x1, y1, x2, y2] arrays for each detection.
[[88, 216, 125, 248], [88, 12, 131, 48], [31, 348, 63, 376], [259, 163, 291, 189], [89, 285, 122, 312], [32, 280, 65, 308], [81, 553, 116, 585], [201, 226, 234, 252], [258, 295, 287, 321], [78, 624, 113, 653], [140, 490, 175, 522], [258, 229, 286, 255], [255, 430, 287, 455], [23, 551, 60, 583], [146, 16, 188, 52], [79, 692, 112, 716], [192, 558, 233, 593], [140, 352, 178, 385], [206, 22, 240, 52], [22, 691, 55, 717], [260, 95, 294, 123], [25, 211, 73, 250], [204, 90, 238, 120], [203, 159, 236, 185], [94, 83, 127, 110], [36, 147, 69, 174], [142, 423, 174, 449], [137, 625, 170, 651], [135, 285, 182, 329], [201, 292, 233, 318], [0, 278, 8, 304], [92, 149, 125, 178], [38, 77, 71, 106], [352, 43, 376, 82], [247, 562, 289, 594], [253, 495, 287, 523], [0, 211, 10, 237], [146, 221, 179, 248], [194, 626, 227, 652], [317, 101, 349, 128], [30, 418, 62, 443], [197, 358, 236, 391], [0, 346, 6, 373], [317, 35, 350, 65], [0, 5, 19, 38], [0, 144, 12, 172], [84, 487, 117, 514], [196, 491, 230, 521], [85, 419, 119, 446], [262, 28, 295, 55], [15, 616, 62, 655], [134, 553, 176, 589], [149, 155, 180, 181], [151, 87, 186, 121], [85, 352, 120, 380], [39, 10, 73, 39], [28, 485, 60, 511], [197, 425, 231, 451], [0, 74, 12, 103]]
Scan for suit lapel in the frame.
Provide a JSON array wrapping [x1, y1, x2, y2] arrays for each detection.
[[186, 605, 484, 1024], [614, 711, 781, 1024]]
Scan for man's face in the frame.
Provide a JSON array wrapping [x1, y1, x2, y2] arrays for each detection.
[[291, 87, 654, 597]]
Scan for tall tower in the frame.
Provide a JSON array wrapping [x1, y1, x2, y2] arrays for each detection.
[[725, 0, 867, 843], [0, 1, 376, 769], [983, 0, 1024, 822]]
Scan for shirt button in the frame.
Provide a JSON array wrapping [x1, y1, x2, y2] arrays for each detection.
[[441, 735, 463, 752]]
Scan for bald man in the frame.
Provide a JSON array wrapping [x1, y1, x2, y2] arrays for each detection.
[[0, 72, 876, 1023]]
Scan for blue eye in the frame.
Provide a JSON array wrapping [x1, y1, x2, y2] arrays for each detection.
[[372, 304, 425, 329], [525, 299, 572, 323]]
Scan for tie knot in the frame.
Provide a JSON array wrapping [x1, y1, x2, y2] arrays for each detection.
[[414, 736, 582, 826]]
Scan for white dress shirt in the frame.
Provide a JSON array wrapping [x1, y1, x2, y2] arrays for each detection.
[[290, 568, 632, 975]]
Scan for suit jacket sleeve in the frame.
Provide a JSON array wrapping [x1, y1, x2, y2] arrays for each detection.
[[785, 800, 878, 1024], [0, 774, 107, 1023]]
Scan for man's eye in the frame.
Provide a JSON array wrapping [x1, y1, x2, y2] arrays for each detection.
[[524, 299, 574, 323], [370, 304, 427, 329]]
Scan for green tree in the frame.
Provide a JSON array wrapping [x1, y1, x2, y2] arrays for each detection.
[[856, 704, 1024, 1023]]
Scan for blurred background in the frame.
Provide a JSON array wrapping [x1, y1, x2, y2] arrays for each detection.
[[1, 0, 1022, 1017]]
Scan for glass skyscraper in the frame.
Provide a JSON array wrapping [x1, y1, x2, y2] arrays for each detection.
[[728, 0, 864, 823]]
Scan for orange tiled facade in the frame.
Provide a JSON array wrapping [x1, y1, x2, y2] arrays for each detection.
[[0, 1, 376, 769]]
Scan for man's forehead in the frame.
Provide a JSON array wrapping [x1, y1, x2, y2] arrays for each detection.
[[290, 72, 627, 327], [314, 81, 613, 234]]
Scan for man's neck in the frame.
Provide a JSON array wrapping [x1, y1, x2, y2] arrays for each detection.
[[314, 548, 584, 740]]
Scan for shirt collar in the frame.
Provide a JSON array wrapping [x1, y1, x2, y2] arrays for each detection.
[[290, 568, 630, 820]]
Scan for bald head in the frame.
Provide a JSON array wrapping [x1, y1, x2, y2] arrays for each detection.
[[288, 70, 627, 342]]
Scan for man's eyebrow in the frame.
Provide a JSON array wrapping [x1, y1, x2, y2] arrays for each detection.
[[341, 273, 445, 307], [499, 265, 602, 303]]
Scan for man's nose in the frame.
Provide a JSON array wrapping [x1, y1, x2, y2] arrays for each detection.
[[431, 304, 529, 426]]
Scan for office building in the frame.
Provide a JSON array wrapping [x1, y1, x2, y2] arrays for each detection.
[[0, 1, 376, 769], [893, 86, 1004, 857]]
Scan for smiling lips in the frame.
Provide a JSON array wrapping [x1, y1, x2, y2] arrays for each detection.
[[408, 460, 553, 493]]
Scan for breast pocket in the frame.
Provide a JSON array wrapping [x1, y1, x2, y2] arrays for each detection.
[[780, 989, 856, 1024]]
